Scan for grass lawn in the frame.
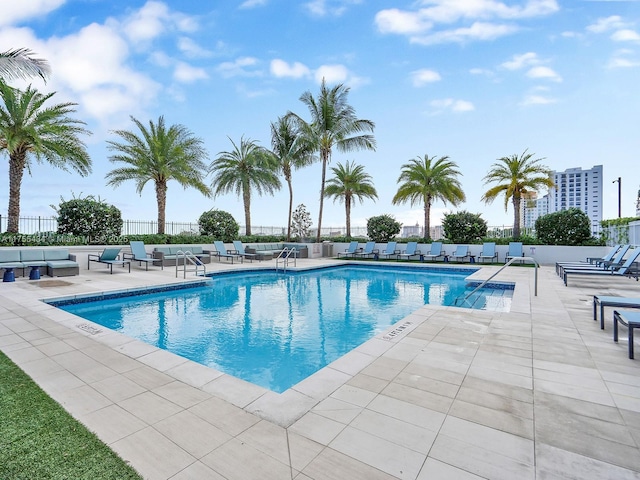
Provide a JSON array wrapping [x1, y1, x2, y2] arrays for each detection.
[[0, 350, 142, 480]]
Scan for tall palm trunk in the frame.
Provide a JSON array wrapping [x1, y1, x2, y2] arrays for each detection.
[[345, 194, 352, 238], [7, 153, 26, 234], [243, 187, 252, 236], [286, 175, 293, 242], [156, 180, 167, 234], [423, 200, 431, 241], [512, 195, 521, 239], [316, 150, 329, 242]]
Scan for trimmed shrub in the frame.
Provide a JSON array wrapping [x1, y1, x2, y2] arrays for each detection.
[[367, 214, 401, 242], [535, 208, 592, 245], [54, 195, 122, 244], [198, 209, 239, 242], [291, 204, 313, 241], [442, 211, 488, 244]]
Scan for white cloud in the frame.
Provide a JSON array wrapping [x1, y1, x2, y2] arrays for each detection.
[[411, 68, 441, 86], [520, 94, 556, 106], [0, 0, 65, 27], [217, 57, 262, 77], [177, 37, 213, 58], [270, 59, 311, 79], [375, 9, 433, 34], [501, 52, 539, 70], [430, 98, 475, 112], [411, 21, 518, 45], [526, 65, 562, 81], [239, 0, 268, 9], [121, 0, 197, 45], [607, 50, 640, 68], [173, 62, 208, 83], [587, 15, 627, 34], [304, 0, 362, 17], [376, 0, 558, 45], [314, 64, 349, 83], [469, 67, 495, 77], [611, 29, 640, 42]]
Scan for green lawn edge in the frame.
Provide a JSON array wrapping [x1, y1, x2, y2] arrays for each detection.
[[0, 350, 142, 480]]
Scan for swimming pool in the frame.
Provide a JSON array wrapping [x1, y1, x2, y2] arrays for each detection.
[[53, 265, 513, 393]]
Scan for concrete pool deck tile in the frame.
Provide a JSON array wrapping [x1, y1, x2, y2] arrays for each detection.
[[137, 348, 189, 372], [152, 380, 212, 409], [169, 461, 227, 480], [534, 378, 616, 406], [329, 425, 426, 480], [122, 364, 174, 390], [467, 363, 533, 390], [79, 404, 148, 444], [236, 419, 291, 466], [358, 355, 409, 382], [90, 372, 147, 402], [417, 458, 486, 479], [312, 396, 363, 424], [381, 381, 454, 414], [55, 384, 113, 417], [403, 361, 466, 386], [330, 383, 378, 407], [287, 432, 325, 472], [200, 372, 267, 408], [289, 411, 347, 446], [50, 349, 119, 384], [114, 338, 159, 359], [154, 410, 232, 459], [461, 375, 534, 404], [612, 394, 640, 414], [118, 391, 184, 425], [349, 409, 438, 454], [535, 443, 640, 480], [245, 389, 317, 427], [166, 360, 224, 388], [448, 398, 534, 439], [292, 366, 352, 400], [111, 426, 197, 480], [79, 343, 142, 373], [393, 370, 460, 398], [456, 385, 534, 419], [534, 367, 609, 391], [300, 447, 399, 480], [200, 438, 292, 480], [188, 396, 261, 436], [326, 349, 376, 376]]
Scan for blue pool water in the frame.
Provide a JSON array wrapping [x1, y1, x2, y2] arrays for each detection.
[[55, 265, 512, 393]]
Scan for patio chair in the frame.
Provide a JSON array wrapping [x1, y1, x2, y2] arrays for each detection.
[[380, 242, 400, 259], [593, 295, 640, 330], [213, 241, 243, 263], [397, 241, 420, 261], [88, 247, 130, 274], [124, 241, 162, 270], [563, 248, 640, 286], [337, 241, 359, 258], [232, 240, 258, 262], [505, 242, 523, 264], [352, 241, 378, 260], [477, 242, 498, 263], [451, 245, 470, 263], [421, 242, 445, 262], [556, 245, 631, 277], [586, 244, 622, 266], [613, 310, 640, 359]]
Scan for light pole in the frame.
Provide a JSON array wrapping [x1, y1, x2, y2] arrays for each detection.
[[613, 177, 621, 218]]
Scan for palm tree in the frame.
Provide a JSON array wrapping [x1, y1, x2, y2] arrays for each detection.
[[481, 149, 554, 239], [289, 78, 376, 242], [210, 136, 281, 236], [392, 155, 465, 241], [324, 161, 378, 238], [0, 48, 50, 82], [0, 82, 91, 233], [105, 116, 211, 234], [270, 116, 315, 241]]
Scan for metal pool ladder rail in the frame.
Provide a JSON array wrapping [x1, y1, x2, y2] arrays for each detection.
[[276, 247, 297, 272], [175, 250, 207, 278], [454, 256, 538, 308]]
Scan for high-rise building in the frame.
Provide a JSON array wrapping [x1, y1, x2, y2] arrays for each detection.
[[551, 165, 603, 234], [522, 165, 603, 234]]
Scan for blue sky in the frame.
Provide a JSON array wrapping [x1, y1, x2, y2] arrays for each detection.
[[1, 0, 639, 232]]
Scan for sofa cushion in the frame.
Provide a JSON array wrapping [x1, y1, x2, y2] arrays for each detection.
[[44, 249, 70, 261], [0, 249, 21, 263], [20, 249, 45, 262]]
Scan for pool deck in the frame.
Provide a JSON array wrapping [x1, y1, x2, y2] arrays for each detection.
[[1, 255, 640, 479]]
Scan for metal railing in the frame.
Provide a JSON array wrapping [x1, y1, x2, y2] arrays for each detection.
[[175, 250, 207, 278]]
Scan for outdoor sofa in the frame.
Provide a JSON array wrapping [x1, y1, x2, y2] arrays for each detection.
[[244, 243, 308, 259], [152, 246, 212, 267], [0, 248, 79, 277]]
